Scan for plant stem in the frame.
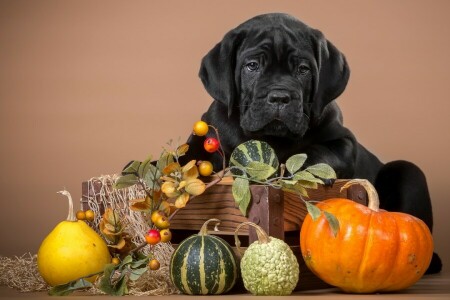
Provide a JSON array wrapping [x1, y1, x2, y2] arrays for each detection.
[[209, 125, 227, 172], [130, 241, 147, 254]]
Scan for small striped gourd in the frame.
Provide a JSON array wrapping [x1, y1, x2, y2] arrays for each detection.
[[170, 219, 238, 295], [229, 140, 279, 176]]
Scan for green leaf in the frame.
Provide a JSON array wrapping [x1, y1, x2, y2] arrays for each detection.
[[113, 174, 139, 189], [143, 164, 161, 190], [112, 274, 129, 296], [157, 151, 174, 173], [122, 160, 141, 175], [305, 163, 337, 180], [48, 278, 93, 296], [118, 255, 133, 269], [232, 177, 251, 216], [324, 211, 340, 237], [297, 180, 318, 190], [282, 182, 309, 198], [129, 266, 148, 281], [286, 154, 307, 174], [293, 170, 325, 184], [130, 256, 150, 269], [305, 201, 321, 221], [246, 161, 277, 180], [98, 264, 128, 296], [138, 155, 153, 178]]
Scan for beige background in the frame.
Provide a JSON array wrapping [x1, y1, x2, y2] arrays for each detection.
[[0, 0, 449, 274]]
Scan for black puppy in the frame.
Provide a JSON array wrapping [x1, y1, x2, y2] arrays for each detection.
[[183, 13, 441, 273]]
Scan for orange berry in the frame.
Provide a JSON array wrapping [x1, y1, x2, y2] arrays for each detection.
[[198, 161, 214, 176], [149, 259, 160, 270], [76, 210, 86, 220], [193, 121, 209, 136], [160, 229, 172, 243], [85, 210, 95, 221], [151, 210, 166, 224]]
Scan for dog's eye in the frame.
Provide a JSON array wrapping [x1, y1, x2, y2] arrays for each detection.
[[297, 64, 310, 75], [246, 62, 260, 72]]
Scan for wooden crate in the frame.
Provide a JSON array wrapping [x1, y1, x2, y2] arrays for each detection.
[[82, 177, 367, 291]]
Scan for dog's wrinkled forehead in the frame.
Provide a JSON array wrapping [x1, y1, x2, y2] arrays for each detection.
[[239, 27, 314, 62], [237, 14, 316, 61]]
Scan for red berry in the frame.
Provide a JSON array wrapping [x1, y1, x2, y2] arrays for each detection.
[[204, 137, 220, 153], [145, 229, 161, 245]]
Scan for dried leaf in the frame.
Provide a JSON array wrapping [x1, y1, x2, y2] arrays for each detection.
[[183, 164, 199, 180], [185, 178, 206, 196], [129, 196, 151, 211], [104, 223, 116, 232], [158, 200, 171, 216], [99, 220, 115, 242], [108, 237, 126, 250], [286, 154, 307, 174], [176, 143, 190, 157], [174, 192, 190, 208], [178, 180, 187, 190], [161, 181, 180, 198], [181, 160, 196, 174], [163, 162, 180, 175], [160, 176, 176, 183], [104, 208, 121, 226]]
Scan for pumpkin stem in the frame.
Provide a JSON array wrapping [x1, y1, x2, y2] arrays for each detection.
[[57, 189, 77, 222], [198, 218, 221, 236], [234, 222, 270, 256], [340, 179, 380, 212]]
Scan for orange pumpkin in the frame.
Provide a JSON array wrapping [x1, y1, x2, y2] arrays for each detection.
[[300, 179, 434, 293]]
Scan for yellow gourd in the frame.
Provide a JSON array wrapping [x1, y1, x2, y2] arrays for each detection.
[[37, 190, 111, 286]]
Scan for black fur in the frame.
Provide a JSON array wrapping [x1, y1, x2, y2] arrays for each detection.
[[182, 13, 441, 273]]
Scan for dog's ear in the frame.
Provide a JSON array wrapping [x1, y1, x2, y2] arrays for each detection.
[[199, 30, 244, 118], [309, 29, 350, 121]]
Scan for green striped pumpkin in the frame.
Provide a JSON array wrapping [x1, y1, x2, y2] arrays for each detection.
[[170, 219, 238, 295], [229, 140, 279, 176]]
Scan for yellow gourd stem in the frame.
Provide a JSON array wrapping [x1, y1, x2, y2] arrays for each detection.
[[57, 190, 77, 221], [198, 218, 221, 236], [340, 179, 380, 212], [234, 222, 270, 256]]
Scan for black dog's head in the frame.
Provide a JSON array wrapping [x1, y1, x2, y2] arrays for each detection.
[[199, 13, 350, 139]]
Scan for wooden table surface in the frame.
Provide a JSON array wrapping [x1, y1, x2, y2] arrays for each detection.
[[1, 271, 449, 299]]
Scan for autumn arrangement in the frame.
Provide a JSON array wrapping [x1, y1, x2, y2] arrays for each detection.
[[0, 121, 434, 296]]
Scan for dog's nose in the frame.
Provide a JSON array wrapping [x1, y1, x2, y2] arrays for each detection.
[[268, 90, 291, 106]]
